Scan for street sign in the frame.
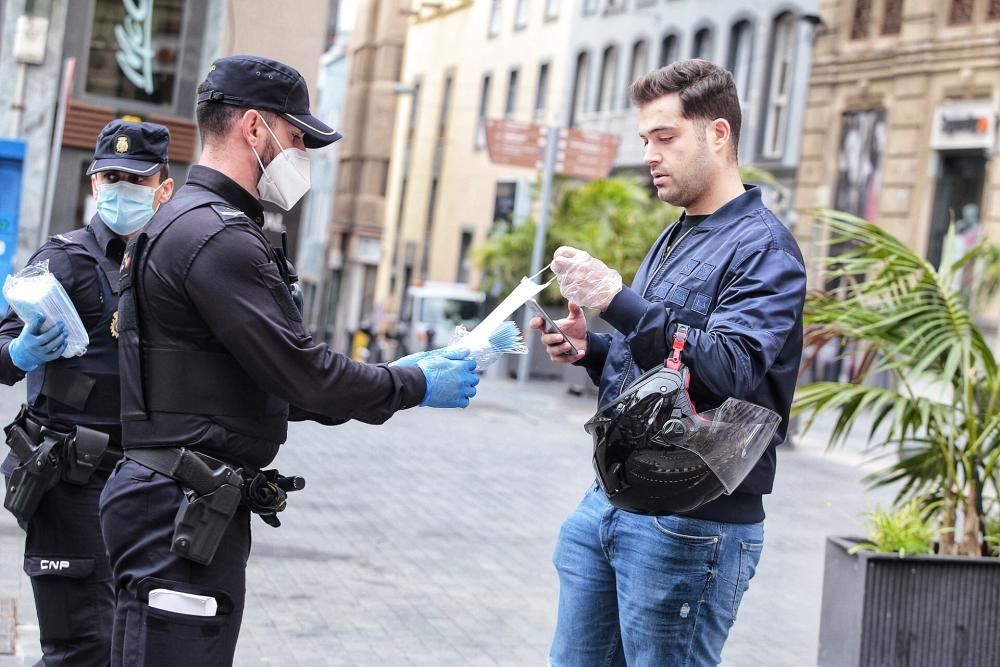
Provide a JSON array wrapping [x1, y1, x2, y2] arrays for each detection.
[[485, 119, 545, 169], [556, 128, 619, 181]]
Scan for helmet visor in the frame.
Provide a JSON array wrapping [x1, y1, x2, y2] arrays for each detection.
[[649, 398, 781, 493]]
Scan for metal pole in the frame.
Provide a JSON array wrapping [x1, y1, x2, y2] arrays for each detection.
[[518, 125, 560, 384], [39, 57, 74, 249]]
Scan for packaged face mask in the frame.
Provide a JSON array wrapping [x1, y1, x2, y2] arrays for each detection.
[[3, 261, 89, 357]]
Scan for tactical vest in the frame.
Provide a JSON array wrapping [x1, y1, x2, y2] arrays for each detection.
[[118, 191, 296, 424], [25, 227, 121, 426]]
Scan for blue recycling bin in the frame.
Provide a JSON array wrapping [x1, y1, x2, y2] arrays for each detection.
[[0, 140, 26, 311]]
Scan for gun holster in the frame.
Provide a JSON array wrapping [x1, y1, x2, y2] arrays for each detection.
[[126, 447, 244, 566], [3, 413, 62, 523], [172, 479, 243, 566]]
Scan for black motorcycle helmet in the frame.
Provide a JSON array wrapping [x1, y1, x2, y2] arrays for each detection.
[[585, 325, 780, 515]]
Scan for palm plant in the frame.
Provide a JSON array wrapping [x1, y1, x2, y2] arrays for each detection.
[[794, 209, 1000, 557]]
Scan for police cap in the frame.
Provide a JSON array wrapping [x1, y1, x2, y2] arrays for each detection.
[[197, 55, 342, 148], [86, 119, 170, 176]]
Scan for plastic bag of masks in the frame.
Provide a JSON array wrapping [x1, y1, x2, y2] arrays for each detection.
[[3, 261, 89, 357]]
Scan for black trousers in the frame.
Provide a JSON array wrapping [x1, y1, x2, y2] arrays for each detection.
[[16, 467, 114, 666], [98, 459, 250, 667]]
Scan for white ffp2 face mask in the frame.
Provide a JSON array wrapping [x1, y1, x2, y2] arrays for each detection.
[[251, 114, 311, 211]]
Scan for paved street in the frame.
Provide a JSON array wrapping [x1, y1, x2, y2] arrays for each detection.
[[0, 373, 890, 666]]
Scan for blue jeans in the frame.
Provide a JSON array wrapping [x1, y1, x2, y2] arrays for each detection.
[[549, 483, 764, 667]]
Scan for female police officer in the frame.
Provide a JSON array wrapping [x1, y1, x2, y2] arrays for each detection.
[[0, 119, 173, 665], [98, 56, 479, 666]]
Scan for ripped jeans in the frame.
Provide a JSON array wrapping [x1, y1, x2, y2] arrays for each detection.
[[549, 483, 763, 667]]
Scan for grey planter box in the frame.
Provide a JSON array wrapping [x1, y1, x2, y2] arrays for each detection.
[[818, 536, 1000, 667]]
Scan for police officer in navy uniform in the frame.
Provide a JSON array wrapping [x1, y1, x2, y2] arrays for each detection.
[[99, 55, 480, 666], [0, 119, 173, 666]]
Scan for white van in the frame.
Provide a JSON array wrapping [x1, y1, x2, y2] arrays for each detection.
[[402, 282, 486, 354]]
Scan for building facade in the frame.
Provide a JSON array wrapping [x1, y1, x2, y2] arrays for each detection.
[[325, 0, 408, 352], [375, 0, 575, 335], [0, 0, 335, 273], [567, 0, 819, 217], [371, 0, 821, 338], [793, 0, 1000, 335]]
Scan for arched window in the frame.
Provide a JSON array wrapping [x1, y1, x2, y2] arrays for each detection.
[[659, 33, 679, 67], [626, 39, 649, 105], [692, 26, 714, 60], [596, 45, 619, 112], [569, 51, 591, 127], [761, 12, 797, 159], [727, 20, 754, 100]]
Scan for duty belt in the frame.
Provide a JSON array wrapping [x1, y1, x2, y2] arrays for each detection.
[[20, 416, 121, 475], [3, 406, 122, 523], [124, 447, 305, 566]]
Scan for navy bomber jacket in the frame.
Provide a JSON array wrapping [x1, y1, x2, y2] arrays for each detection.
[[578, 185, 807, 524]]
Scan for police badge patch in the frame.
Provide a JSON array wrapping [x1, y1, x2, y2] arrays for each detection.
[[110, 311, 120, 339], [114, 136, 130, 154]]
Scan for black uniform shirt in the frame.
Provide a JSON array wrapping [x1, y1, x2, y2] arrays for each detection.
[[124, 166, 426, 468], [0, 217, 125, 439]]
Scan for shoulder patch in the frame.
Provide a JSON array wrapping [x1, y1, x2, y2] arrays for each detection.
[[210, 203, 250, 221]]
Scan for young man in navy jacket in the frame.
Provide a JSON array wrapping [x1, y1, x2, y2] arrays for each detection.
[[533, 59, 807, 667]]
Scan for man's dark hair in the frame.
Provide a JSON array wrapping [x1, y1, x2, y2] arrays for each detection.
[[158, 163, 170, 182], [195, 82, 278, 142], [629, 59, 742, 159]]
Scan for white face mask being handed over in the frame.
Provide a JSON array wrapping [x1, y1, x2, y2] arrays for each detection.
[[251, 113, 311, 211]]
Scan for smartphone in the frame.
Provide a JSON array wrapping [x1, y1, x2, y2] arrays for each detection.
[[526, 299, 579, 357]]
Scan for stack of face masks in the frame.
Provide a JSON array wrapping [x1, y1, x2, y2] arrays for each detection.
[[3, 261, 89, 357]]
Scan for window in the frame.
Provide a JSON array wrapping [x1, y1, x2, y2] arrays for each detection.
[[85, 0, 187, 106], [950, 0, 974, 23], [596, 45, 618, 112], [727, 20, 754, 100], [514, 0, 528, 30], [488, 0, 502, 37], [534, 63, 550, 123], [406, 81, 422, 143], [439, 72, 454, 136], [626, 40, 648, 106], [456, 230, 474, 283], [505, 67, 519, 117], [762, 12, 796, 159], [476, 74, 491, 149], [991, 0, 1000, 19], [605, 0, 625, 12], [660, 33, 679, 67], [882, 0, 904, 33], [583, 0, 598, 16], [569, 51, 591, 127], [692, 27, 714, 60], [420, 178, 439, 280], [544, 0, 559, 20], [851, 0, 872, 38]]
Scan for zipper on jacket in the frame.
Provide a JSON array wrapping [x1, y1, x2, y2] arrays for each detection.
[[616, 224, 696, 398]]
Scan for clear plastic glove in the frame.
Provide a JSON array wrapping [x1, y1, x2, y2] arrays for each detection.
[[390, 349, 435, 367], [416, 347, 479, 408], [8, 314, 67, 372], [551, 246, 623, 311]]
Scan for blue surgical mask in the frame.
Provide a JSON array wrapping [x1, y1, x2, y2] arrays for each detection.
[[96, 181, 163, 236]]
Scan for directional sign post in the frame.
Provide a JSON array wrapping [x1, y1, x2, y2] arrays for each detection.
[[484, 119, 619, 383]]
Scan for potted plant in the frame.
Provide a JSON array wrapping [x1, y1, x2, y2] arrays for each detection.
[[794, 210, 1000, 667]]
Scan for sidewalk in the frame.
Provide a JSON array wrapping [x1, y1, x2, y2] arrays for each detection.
[[0, 376, 889, 666]]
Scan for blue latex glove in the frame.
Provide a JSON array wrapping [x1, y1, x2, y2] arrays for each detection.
[[8, 315, 67, 372], [416, 347, 479, 408], [390, 349, 435, 367]]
